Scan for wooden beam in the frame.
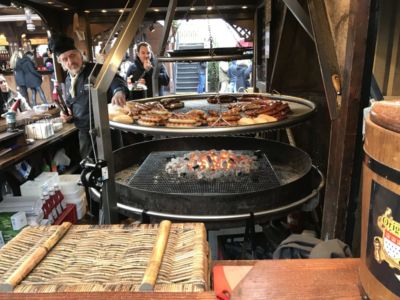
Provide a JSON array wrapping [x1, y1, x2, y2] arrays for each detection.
[[268, 4, 287, 91], [321, 0, 373, 240], [387, 2, 400, 95], [372, 1, 396, 95], [308, 0, 340, 120], [282, 0, 313, 39]]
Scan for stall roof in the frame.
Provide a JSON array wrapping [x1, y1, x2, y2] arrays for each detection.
[[7, 0, 258, 23]]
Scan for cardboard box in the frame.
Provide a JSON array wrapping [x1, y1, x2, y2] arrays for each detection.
[[0, 231, 4, 248], [11, 212, 27, 231]]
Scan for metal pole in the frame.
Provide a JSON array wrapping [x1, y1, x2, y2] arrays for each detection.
[[152, 0, 178, 97], [282, 0, 314, 40], [91, 0, 152, 224], [157, 53, 253, 62]]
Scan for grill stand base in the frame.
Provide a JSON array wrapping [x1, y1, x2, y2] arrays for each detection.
[[242, 213, 256, 259]]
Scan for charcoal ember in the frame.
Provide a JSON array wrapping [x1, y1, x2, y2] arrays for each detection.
[[165, 150, 259, 180]]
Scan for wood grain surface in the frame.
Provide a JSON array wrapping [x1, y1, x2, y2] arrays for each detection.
[[231, 258, 363, 300], [0, 292, 216, 299]]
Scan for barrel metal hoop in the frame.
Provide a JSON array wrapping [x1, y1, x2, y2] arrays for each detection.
[[364, 152, 400, 185]]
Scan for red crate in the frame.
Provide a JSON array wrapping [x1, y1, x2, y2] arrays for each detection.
[[54, 204, 77, 225]]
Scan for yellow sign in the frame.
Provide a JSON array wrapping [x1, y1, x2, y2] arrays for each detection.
[[29, 38, 48, 45], [374, 207, 400, 271], [0, 34, 8, 46]]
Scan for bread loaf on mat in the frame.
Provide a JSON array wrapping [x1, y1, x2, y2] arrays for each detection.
[[370, 101, 400, 133]]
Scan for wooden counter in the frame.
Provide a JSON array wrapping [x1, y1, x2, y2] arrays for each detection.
[[0, 258, 364, 299], [0, 292, 217, 299], [0, 123, 77, 171], [216, 258, 364, 299]]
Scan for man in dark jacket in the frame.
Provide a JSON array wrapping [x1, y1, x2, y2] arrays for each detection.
[[49, 35, 127, 159], [17, 51, 48, 106], [126, 42, 169, 98], [13, 51, 29, 103], [236, 61, 252, 92]]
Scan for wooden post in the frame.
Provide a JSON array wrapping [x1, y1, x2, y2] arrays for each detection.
[[321, 0, 374, 240]]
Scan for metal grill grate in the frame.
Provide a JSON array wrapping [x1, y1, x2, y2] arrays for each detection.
[[127, 151, 281, 194]]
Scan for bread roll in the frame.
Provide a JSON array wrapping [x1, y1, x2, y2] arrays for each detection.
[[370, 101, 400, 133], [112, 114, 134, 124], [108, 112, 121, 121], [256, 114, 278, 122], [108, 103, 125, 114], [238, 117, 256, 126]]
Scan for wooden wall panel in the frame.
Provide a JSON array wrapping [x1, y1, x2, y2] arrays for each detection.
[[325, 1, 350, 75], [373, 0, 400, 96]]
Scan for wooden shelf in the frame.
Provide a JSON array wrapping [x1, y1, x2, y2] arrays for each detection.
[[0, 123, 77, 171]]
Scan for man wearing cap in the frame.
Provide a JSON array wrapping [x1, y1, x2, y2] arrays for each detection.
[[49, 35, 127, 159]]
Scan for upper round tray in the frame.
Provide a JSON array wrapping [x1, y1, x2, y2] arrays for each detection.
[[109, 93, 316, 137]]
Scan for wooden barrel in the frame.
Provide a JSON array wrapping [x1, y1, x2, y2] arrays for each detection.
[[360, 116, 400, 299]]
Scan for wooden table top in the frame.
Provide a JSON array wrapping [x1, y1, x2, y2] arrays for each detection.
[[228, 258, 363, 300], [0, 123, 77, 170]]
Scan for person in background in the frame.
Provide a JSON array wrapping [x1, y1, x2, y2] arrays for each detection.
[[126, 42, 170, 97], [43, 49, 54, 73], [236, 60, 252, 92], [228, 60, 238, 93], [11, 50, 29, 102], [49, 34, 127, 159], [118, 53, 132, 80], [18, 51, 48, 106], [0, 74, 32, 114], [43, 48, 55, 91], [218, 61, 229, 93], [197, 61, 207, 93]]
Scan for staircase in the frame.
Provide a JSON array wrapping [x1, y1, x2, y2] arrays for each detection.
[[175, 43, 204, 93]]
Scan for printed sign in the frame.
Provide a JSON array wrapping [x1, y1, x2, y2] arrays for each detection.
[[366, 181, 400, 296]]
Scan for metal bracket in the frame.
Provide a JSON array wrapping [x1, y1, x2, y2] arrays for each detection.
[[89, 0, 152, 223]]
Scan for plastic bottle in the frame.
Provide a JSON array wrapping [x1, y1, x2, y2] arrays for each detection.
[[54, 184, 66, 210], [10, 99, 21, 112], [41, 191, 54, 224], [51, 160, 57, 172], [48, 186, 59, 220], [52, 81, 58, 102], [40, 192, 49, 219], [53, 184, 64, 213]]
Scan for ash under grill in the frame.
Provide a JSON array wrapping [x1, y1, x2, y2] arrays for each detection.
[[127, 150, 281, 194]]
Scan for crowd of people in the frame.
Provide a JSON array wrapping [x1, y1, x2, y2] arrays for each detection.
[[220, 60, 252, 93], [196, 60, 252, 94]]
